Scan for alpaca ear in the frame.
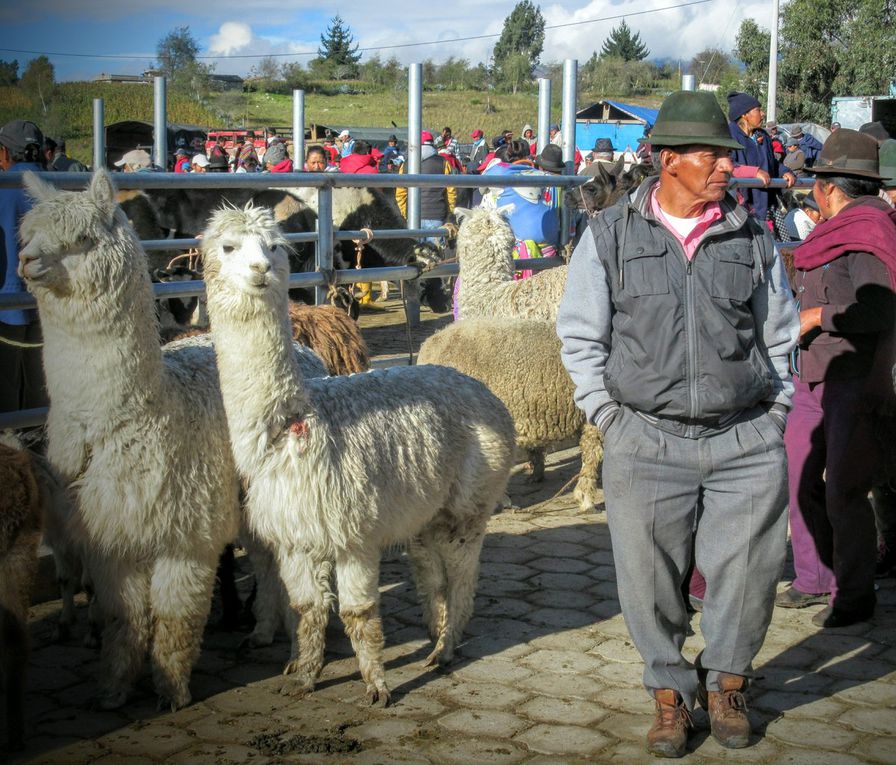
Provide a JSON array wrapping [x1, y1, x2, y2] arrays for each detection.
[[88, 170, 118, 223], [22, 171, 56, 203], [454, 207, 472, 223], [611, 156, 625, 176]]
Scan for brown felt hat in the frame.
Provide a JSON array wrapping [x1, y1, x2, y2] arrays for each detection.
[[809, 128, 883, 180]]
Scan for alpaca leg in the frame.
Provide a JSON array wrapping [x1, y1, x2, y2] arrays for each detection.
[[51, 545, 80, 641], [425, 513, 489, 667], [1, 548, 37, 750], [525, 448, 546, 482], [83, 569, 104, 649], [91, 555, 152, 710], [277, 551, 333, 697], [240, 537, 284, 651], [573, 424, 604, 513], [336, 551, 390, 706], [406, 536, 448, 643], [216, 545, 243, 630], [150, 554, 217, 711]]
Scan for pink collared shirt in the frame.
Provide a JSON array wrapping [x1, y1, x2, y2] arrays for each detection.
[[650, 185, 723, 261]]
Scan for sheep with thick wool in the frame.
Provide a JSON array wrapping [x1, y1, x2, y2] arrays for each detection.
[[454, 206, 568, 322], [201, 203, 516, 705], [17, 171, 326, 711], [418, 318, 603, 511]]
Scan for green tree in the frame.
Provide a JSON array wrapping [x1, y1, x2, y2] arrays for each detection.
[[19, 56, 54, 115], [282, 62, 311, 92], [250, 56, 281, 92], [690, 48, 737, 86], [317, 15, 361, 79], [492, 1, 545, 90], [0, 59, 18, 86], [734, 19, 771, 99], [156, 26, 201, 78], [600, 20, 650, 62]]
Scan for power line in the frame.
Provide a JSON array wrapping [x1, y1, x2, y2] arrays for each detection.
[[0, 0, 715, 63]]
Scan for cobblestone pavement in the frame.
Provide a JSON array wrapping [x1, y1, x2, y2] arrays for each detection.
[[6, 303, 896, 764]]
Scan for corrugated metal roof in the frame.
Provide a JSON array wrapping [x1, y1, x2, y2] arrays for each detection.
[[575, 100, 659, 127]]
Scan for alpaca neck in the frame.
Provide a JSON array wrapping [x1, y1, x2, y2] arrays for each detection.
[[38, 274, 165, 421], [211, 297, 310, 468]]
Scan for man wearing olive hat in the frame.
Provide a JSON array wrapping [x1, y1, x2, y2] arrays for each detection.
[[558, 91, 799, 757]]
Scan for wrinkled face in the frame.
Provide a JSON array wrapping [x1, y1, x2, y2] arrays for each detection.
[[662, 145, 734, 205], [305, 152, 327, 172]]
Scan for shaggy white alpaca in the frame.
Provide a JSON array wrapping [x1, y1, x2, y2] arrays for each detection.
[[201, 204, 516, 705], [17, 171, 325, 711], [418, 318, 603, 512], [455, 206, 568, 322]]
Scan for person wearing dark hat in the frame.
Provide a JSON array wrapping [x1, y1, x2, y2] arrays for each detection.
[[859, 120, 891, 144], [0, 119, 49, 412], [779, 128, 896, 629], [558, 90, 799, 757], [726, 90, 796, 224], [880, 139, 896, 207], [380, 134, 401, 172], [395, 131, 457, 246], [535, 143, 565, 174], [173, 146, 192, 173], [262, 140, 292, 172], [788, 124, 823, 166], [782, 137, 806, 174]]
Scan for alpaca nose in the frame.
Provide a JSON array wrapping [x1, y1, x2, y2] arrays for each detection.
[[249, 259, 271, 275]]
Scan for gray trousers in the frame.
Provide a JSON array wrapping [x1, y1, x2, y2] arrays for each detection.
[[602, 405, 788, 709]]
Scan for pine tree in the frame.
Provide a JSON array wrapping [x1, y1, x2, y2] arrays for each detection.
[[492, 0, 545, 91], [317, 15, 361, 79], [600, 20, 650, 62]]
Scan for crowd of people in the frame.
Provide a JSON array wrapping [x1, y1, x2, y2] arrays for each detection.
[[1, 90, 895, 759]]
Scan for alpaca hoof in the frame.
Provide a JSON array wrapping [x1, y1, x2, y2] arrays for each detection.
[[424, 646, 454, 668], [237, 630, 274, 656], [573, 482, 601, 513], [366, 685, 391, 707], [279, 676, 315, 698], [157, 688, 191, 713], [96, 689, 129, 710]]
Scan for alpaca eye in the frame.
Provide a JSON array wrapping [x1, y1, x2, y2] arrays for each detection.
[[270, 244, 278, 252], [222, 245, 234, 254]]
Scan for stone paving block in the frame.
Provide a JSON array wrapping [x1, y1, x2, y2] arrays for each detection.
[[437, 709, 529, 738], [91, 755, 157, 765], [686, 733, 781, 762], [853, 735, 896, 765], [585, 550, 616, 566], [425, 736, 528, 764], [453, 657, 534, 685], [592, 661, 642, 687], [530, 572, 596, 592], [464, 615, 537, 640], [769, 750, 871, 765], [27, 665, 81, 693], [591, 582, 619, 600], [753, 666, 836, 694], [478, 562, 537, 580], [19, 739, 108, 765], [590, 564, 617, 582], [764, 716, 860, 750], [751, 690, 847, 721], [528, 557, 593, 575], [167, 744, 274, 765], [518, 671, 607, 701], [591, 616, 630, 640], [593, 711, 656, 743], [475, 596, 536, 620], [480, 546, 538, 565], [527, 589, 596, 611], [524, 755, 592, 765], [344, 718, 421, 744], [99, 723, 197, 758], [438, 680, 530, 710], [33, 708, 129, 741], [382, 692, 447, 720], [589, 600, 623, 621], [476, 578, 536, 598], [525, 607, 596, 630], [818, 657, 894, 682], [836, 705, 896, 734], [588, 637, 642, 664], [527, 629, 602, 654], [520, 649, 607, 676], [754, 643, 819, 668], [588, 685, 649, 714], [514, 722, 613, 756], [518, 695, 609, 726], [527, 541, 594, 559], [829, 678, 896, 707], [455, 633, 535, 661]]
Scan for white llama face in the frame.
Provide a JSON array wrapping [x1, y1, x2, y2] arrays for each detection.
[[215, 233, 289, 297]]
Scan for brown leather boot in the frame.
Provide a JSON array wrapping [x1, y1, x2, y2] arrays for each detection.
[[699, 673, 751, 748], [646, 689, 692, 758]]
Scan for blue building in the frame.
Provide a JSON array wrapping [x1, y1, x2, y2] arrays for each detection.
[[574, 100, 659, 154]]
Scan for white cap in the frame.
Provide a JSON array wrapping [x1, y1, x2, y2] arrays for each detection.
[[114, 149, 151, 169], [338, 129, 350, 139], [191, 154, 210, 168]]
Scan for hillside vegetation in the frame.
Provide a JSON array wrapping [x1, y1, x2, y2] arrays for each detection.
[[2, 79, 664, 164]]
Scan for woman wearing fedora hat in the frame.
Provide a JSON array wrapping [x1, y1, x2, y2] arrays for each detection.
[[780, 129, 896, 628]]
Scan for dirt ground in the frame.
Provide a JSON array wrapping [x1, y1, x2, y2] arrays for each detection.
[[354, 292, 453, 362]]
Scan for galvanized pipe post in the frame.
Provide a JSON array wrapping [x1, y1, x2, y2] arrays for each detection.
[[681, 74, 696, 91], [405, 63, 424, 327], [560, 59, 578, 246], [767, 0, 780, 121], [292, 90, 305, 170], [153, 76, 167, 171], [537, 78, 551, 154], [92, 98, 105, 170], [315, 184, 334, 306]]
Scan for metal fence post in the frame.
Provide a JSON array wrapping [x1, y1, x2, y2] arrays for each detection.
[[293, 90, 305, 170], [537, 78, 552, 155], [315, 185, 334, 306], [405, 63, 423, 327], [93, 98, 105, 170], [153, 76, 167, 171], [560, 59, 578, 247]]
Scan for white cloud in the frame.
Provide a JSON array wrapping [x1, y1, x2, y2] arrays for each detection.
[[208, 22, 254, 55]]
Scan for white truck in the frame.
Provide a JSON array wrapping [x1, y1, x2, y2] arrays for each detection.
[[830, 94, 896, 133]]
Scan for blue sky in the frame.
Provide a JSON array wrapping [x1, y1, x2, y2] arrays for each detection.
[[1, 0, 773, 83]]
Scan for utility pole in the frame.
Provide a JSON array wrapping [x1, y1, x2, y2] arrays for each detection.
[[767, 0, 779, 121]]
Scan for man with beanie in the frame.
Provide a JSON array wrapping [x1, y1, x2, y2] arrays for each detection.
[[727, 90, 795, 224], [557, 91, 799, 757]]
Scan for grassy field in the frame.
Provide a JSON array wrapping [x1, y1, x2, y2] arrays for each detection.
[[1, 80, 666, 164]]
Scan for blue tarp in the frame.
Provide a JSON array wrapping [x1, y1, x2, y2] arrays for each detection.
[[603, 101, 660, 127], [574, 100, 660, 154]]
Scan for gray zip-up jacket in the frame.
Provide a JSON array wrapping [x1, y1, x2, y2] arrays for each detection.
[[557, 175, 800, 438]]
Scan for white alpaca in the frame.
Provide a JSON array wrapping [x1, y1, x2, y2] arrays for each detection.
[[17, 171, 326, 711], [455, 206, 567, 322], [201, 204, 516, 705]]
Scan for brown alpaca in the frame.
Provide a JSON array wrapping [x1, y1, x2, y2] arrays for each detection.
[[0, 443, 43, 751]]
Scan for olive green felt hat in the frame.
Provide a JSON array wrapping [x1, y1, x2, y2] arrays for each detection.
[[646, 91, 742, 150]]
